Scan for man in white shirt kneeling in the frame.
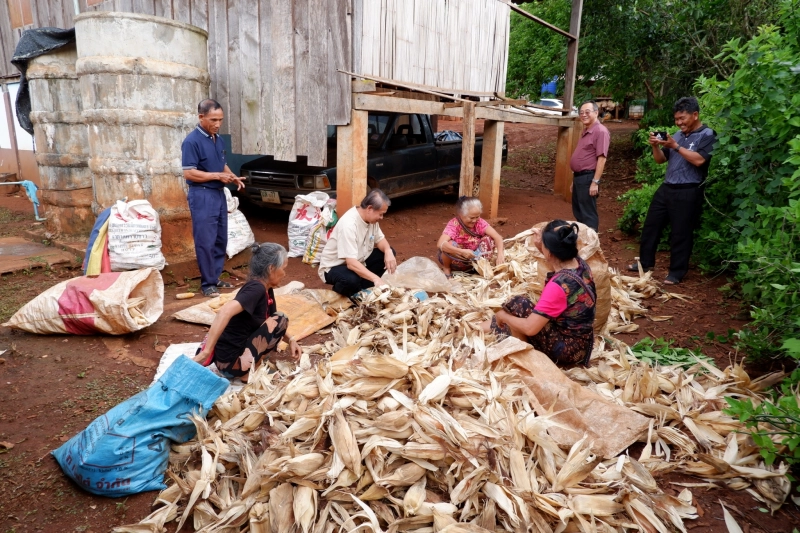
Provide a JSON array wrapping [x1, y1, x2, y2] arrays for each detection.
[[318, 189, 397, 297]]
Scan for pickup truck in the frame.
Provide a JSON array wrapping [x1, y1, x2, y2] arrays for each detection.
[[239, 113, 507, 208]]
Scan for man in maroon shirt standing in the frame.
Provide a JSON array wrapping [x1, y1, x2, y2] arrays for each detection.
[[569, 101, 610, 231]]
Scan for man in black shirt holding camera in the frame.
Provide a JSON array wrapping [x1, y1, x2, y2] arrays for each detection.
[[628, 97, 716, 285]]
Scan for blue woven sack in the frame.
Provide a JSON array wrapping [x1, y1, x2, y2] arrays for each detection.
[[52, 355, 228, 497]]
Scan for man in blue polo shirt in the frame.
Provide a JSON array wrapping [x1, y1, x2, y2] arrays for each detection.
[[182, 99, 244, 297], [627, 97, 716, 285]]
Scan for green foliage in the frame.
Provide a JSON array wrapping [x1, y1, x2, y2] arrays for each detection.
[[617, 127, 676, 236], [506, 1, 571, 98], [695, 0, 800, 361], [507, 0, 781, 107], [629, 337, 715, 368], [617, 183, 660, 235], [724, 380, 800, 468]]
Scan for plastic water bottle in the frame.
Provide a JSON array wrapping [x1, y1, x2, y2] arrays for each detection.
[[412, 290, 428, 302]]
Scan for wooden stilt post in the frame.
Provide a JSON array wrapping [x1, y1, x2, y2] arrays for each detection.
[[478, 120, 504, 219], [554, 125, 572, 198], [565, 120, 582, 201], [335, 108, 368, 217], [562, 0, 584, 113], [459, 101, 476, 196]]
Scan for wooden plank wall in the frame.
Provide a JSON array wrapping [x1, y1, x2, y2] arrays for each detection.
[[0, 0, 352, 165], [354, 0, 510, 95]]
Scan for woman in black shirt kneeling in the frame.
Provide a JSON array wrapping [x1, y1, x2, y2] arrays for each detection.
[[193, 242, 301, 380]]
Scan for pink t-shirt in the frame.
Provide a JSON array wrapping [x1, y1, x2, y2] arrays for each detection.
[[534, 279, 568, 318], [442, 217, 489, 250]]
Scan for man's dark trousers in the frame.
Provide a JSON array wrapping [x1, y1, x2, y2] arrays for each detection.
[[188, 186, 228, 291], [639, 183, 702, 281], [325, 247, 396, 297], [572, 171, 599, 231]]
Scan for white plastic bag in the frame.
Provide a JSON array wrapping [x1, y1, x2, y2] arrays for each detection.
[[287, 191, 329, 257], [224, 188, 255, 258], [382, 256, 463, 293], [107, 199, 166, 271]]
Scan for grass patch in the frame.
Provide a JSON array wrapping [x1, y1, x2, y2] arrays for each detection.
[[0, 273, 62, 323], [504, 144, 556, 174], [0, 207, 25, 225]]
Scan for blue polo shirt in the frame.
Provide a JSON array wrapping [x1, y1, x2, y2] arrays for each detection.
[[662, 125, 716, 185], [181, 125, 227, 189]]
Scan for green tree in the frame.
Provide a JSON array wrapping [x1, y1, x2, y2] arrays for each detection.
[[696, 0, 800, 360], [506, 0, 781, 111], [506, 0, 571, 99]]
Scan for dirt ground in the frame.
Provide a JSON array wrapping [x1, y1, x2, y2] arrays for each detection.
[[0, 120, 798, 532]]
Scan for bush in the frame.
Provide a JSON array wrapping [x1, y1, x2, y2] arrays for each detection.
[[695, 0, 800, 362], [724, 371, 800, 471], [617, 127, 677, 236], [617, 183, 660, 235]]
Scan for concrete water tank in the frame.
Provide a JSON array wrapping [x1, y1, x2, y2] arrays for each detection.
[[74, 11, 210, 263], [27, 42, 93, 236]]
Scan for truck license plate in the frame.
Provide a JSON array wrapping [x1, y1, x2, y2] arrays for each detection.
[[260, 190, 281, 204]]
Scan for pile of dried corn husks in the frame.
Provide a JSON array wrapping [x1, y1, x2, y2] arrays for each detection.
[[117, 240, 791, 533]]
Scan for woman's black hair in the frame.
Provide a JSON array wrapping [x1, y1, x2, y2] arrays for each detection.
[[541, 219, 579, 261], [249, 242, 287, 280]]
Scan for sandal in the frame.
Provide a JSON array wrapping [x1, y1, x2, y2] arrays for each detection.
[[663, 275, 680, 285], [202, 286, 220, 297], [216, 280, 234, 289], [626, 262, 652, 273]]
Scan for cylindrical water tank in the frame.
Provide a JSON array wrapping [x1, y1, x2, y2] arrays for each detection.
[[27, 42, 93, 235], [74, 11, 210, 263]]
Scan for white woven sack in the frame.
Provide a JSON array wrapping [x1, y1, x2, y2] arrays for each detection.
[[107, 199, 166, 271], [224, 189, 255, 258], [2, 268, 164, 335], [287, 191, 328, 257]]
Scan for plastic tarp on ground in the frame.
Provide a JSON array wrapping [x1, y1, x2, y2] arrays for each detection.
[[11, 27, 76, 135], [172, 288, 338, 342], [52, 355, 228, 497], [487, 336, 650, 459]]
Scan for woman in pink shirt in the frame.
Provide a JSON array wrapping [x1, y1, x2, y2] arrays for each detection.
[[482, 220, 596, 366], [437, 196, 505, 276]]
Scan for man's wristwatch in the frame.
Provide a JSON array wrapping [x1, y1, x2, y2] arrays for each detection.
[[592, 179, 601, 185]]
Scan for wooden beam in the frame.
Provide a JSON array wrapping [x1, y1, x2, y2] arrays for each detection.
[[565, 123, 582, 201], [459, 102, 477, 197], [352, 79, 376, 93], [475, 105, 564, 126], [354, 93, 448, 115], [479, 120, 504, 219], [335, 108, 368, 217], [444, 99, 527, 108], [495, 0, 576, 41], [554, 126, 572, 199], [562, 0, 584, 113], [553, 119, 581, 202], [339, 69, 472, 103], [352, 94, 568, 126]]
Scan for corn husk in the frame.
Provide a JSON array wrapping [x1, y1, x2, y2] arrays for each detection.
[[117, 231, 791, 533]]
